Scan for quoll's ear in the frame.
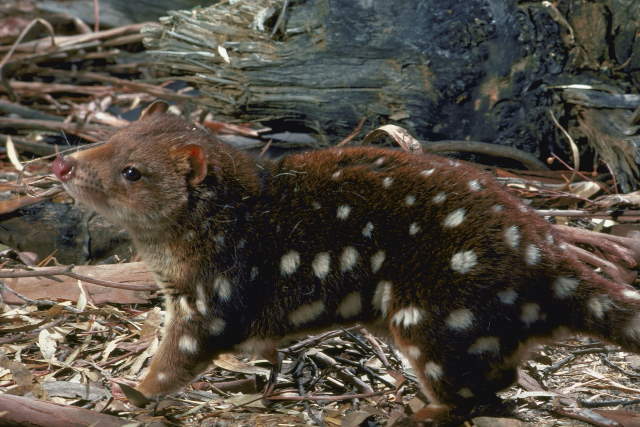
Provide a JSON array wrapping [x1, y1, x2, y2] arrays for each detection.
[[140, 101, 170, 120], [171, 144, 208, 186]]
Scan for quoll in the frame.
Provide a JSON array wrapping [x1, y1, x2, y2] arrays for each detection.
[[52, 102, 640, 421]]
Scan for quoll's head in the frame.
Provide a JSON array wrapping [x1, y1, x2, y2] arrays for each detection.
[[52, 102, 209, 232]]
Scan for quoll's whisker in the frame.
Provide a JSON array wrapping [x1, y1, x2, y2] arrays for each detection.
[[51, 100, 640, 423]]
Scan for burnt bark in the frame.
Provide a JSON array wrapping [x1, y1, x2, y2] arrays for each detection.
[[142, 0, 640, 189]]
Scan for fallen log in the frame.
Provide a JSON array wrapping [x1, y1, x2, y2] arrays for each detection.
[[0, 394, 131, 427], [0, 262, 156, 305], [141, 0, 640, 190]]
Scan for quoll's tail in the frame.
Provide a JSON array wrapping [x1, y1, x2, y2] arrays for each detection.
[[565, 265, 640, 353]]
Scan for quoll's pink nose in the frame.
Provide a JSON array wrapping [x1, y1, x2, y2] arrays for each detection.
[[52, 155, 76, 182]]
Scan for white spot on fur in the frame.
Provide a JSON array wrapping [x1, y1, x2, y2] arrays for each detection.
[[371, 250, 386, 273], [497, 288, 518, 305], [623, 289, 640, 301], [209, 317, 226, 335], [392, 306, 425, 328], [588, 295, 611, 320], [373, 281, 393, 315], [337, 205, 351, 220], [405, 345, 421, 359], [521, 303, 540, 326], [214, 233, 225, 247], [214, 275, 232, 300], [446, 308, 474, 330], [289, 300, 325, 326], [504, 225, 521, 249], [425, 361, 443, 379], [340, 246, 359, 272], [525, 244, 540, 265], [421, 168, 435, 176], [468, 179, 481, 191], [157, 373, 167, 382], [362, 221, 374, 238], [468, 337, 500, 355], [375, 157, 386, 166], [179, 296, 193, 320], [332, 170, 342, 179], [196, 284, 207, 316], [546, 233, 554, 245], [163, 295, 175, 333], [451, 250, 477, 274], [519, 204, 529, 213], [179, 335, 198, 354], [458, 388, 474, 398], [405, 195, 416, 206], [312, 201, 321, 210], [491, 204, 504, 213], [553, 276, 579, 298], [280, 250, 301, 275], [312, 252, 331, 279], [433, 192, 447, 204], [250, 266, 259, 280], [338, 292, 362, 318], [409, 222, 421, 235], [382, 177, 394, 188], [443, 208, 466, 228]]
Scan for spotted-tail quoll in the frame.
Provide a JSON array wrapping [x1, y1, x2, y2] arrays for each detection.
[[52, 101, 640, 422]]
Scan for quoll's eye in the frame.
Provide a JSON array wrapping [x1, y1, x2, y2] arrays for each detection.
[[122, 166, 142, 181]]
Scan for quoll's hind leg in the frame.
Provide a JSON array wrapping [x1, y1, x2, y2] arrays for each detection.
[[389, 322, 518, 423], [136, 318, 215, 398]]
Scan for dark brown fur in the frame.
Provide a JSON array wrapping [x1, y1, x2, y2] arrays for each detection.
[[53, 107, 640, 421]]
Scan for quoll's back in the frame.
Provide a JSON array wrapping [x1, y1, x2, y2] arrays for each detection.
[[52, 107, 640, 422]]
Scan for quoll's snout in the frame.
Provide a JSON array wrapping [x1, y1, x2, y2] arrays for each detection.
[[52, 155, 76, 182]]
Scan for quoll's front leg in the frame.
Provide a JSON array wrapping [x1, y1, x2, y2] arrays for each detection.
[[136, 307, 218, 398]]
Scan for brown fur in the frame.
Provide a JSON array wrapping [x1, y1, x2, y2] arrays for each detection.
[[53, 108, 640, 421]]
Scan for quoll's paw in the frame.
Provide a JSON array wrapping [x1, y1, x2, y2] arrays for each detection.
[[117, 382, 152, 408]]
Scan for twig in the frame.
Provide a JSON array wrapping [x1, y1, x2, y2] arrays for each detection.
[[359, 327, 392, 369], [310, 351, 373, 394], [0, 23, 149, 54], [258, 139, 272, 158], [270, 0, 290, 38], [550, 152, 606, 193], [40, 69, 203, 103], [0, 266, 158, 291], [549, 109, 579, 181], [264, 389, 388, 402], [538, 209, 640, 220], [554, 224, 640, 268], [333, 355, 397, 389], [565, 243, 635, 285], [93, 0, 100, 33], [282, 328, 357, 352], [337, 117, 366, 146], [421, 140, 548, 170], [0, 281, 83, 313], [0, 117, 107, 142], [0, 318, 66, 345], [578, 398, 640, 408], [600, 354, 640, 379], [0, 19, 56, 69]]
